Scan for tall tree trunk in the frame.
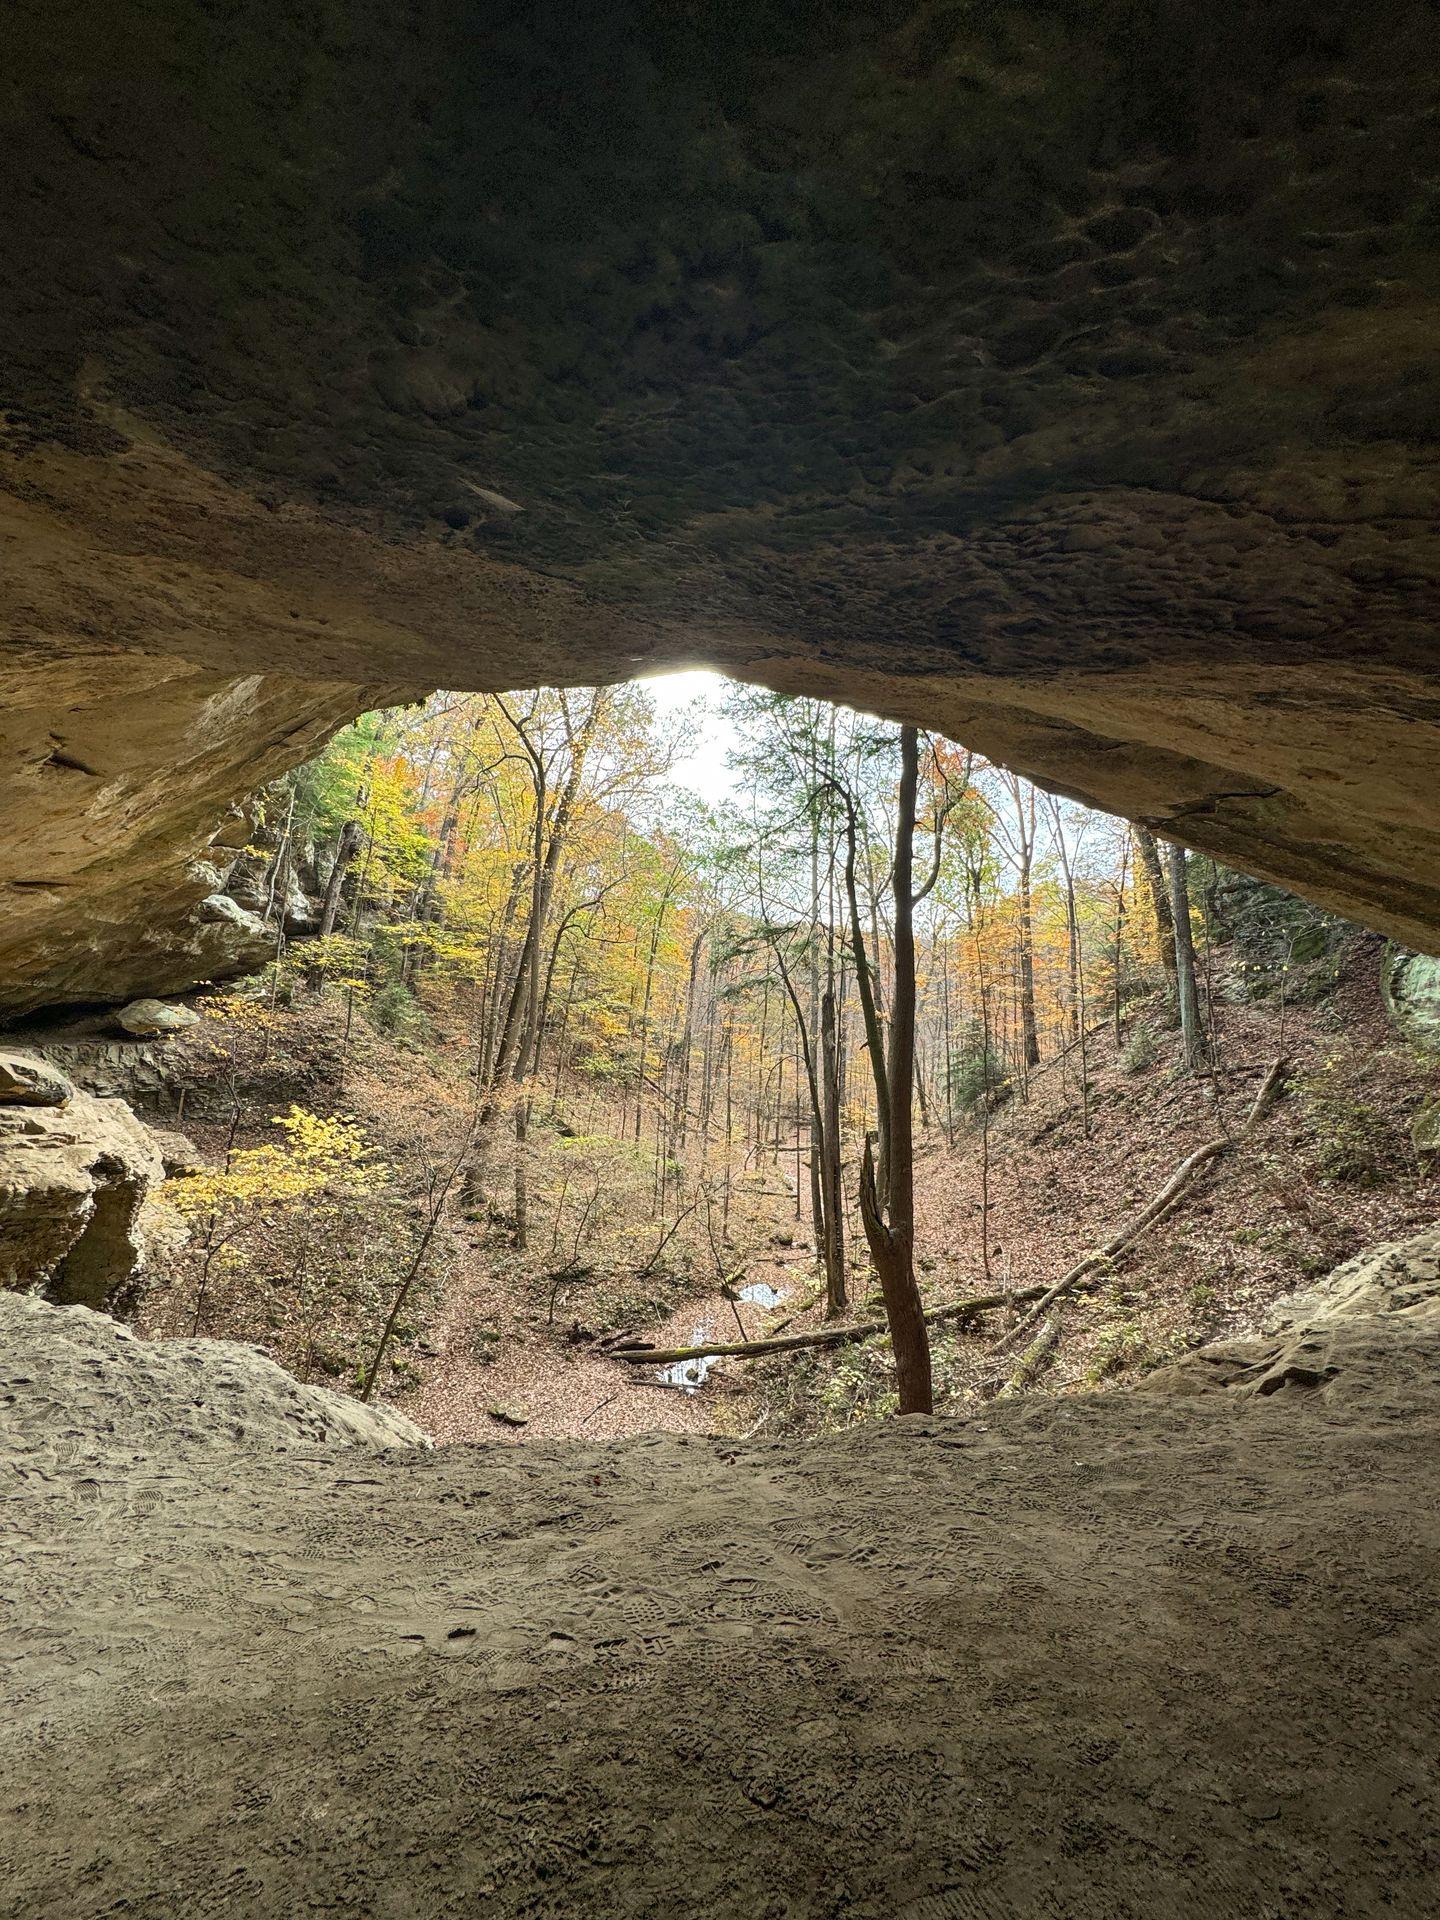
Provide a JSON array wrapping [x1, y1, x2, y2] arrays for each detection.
[[466, 691, 610, 1203], [1046, 796, 1090, 1135], [632, 862, 682, 1142], [836, 780, 892, 1208], [806, 752, 826, 1261], [940, 936, 956, 1148], [1135, 825, 1178, 979], [305, 813, 366, 996], [1168, 840, 1206, 1070], [858, 726, 933, 1416], [672, 931, 704, 1163], [317, 818, 363, 941], [820, 985, 847, 1316], [1111, 838, 1130, 1046], [1016, 842, 1041, 1071]]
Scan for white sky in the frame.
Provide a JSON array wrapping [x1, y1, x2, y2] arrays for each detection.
[[636, 667, 740, 807]]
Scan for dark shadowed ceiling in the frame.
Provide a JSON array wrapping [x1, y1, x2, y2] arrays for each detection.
[[2, 0, 1438, 1009]]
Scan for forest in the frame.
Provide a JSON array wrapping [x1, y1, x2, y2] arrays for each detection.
[[133, 677, 1439, 1439]]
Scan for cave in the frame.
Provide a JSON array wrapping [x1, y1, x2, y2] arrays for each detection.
[[5, 0, 1440, 1019], [3, 3, 1440, 1914]]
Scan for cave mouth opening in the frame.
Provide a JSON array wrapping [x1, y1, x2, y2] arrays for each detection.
[[90, 667, 1302, 1438]]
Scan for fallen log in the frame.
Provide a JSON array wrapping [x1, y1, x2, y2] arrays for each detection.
[[994, 1315, 1061, 1400], [607, 1058, 1287, 1376], [988, 1055, 1288, 1355], [605, 1285, 1044, 1368]]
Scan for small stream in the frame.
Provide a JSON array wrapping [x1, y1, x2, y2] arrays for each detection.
[[737, 1281, 781, 1308], [656, 1275, 786, 1392], [657, 1340, 716, 1392]]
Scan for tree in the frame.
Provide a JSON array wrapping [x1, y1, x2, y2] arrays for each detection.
[[1168, 840, 1206, 1069], [855, 727, 936, 1416], [1135, 825, 1178, 981], [987, 771, 1041, 1072]]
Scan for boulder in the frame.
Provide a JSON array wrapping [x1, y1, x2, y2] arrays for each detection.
[[1139, 1225, 1440, 1407], [115, 998, 202, 1038], [0, 1050, 74, 1107], [0, 1090, 167, 1312], [146, 1128, 210, 1177], [224, 864, 271, 915], [0, 1291, 430, 1459], [279, 873, 318, 936], [486, 1402, 531, 1427], [198, 892, 269, 940], [1382, 948, 1440, 1056]]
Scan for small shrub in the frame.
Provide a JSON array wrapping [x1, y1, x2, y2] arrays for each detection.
[[1119, 1024, 1158, 1074], [1297, 1062, 1394, 1186], [369, 981, 430, 1042], [946, 1021, 1006, 1115], [1083, 1321, 1151, 1385], [816, 1340, 899, 1429]]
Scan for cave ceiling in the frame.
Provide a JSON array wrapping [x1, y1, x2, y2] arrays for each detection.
[[3, 0, 1439, 1010]]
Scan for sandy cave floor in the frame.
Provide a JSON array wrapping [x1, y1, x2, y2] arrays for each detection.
[[5, 1293, 1440, 1920]]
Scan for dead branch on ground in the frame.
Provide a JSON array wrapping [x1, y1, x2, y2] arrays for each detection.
[[987, 1055, 1287, 1356]]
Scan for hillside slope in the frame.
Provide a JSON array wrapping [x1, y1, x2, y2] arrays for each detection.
[[751, 932, 1439, 1429]]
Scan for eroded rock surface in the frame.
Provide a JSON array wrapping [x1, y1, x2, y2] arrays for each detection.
[[0, 1049, 73, 1107], [3, 1257, 1438, 1916], [0, 1291, 429, 1463], [2, 3, 1440, 1011], [0, 659, 401, 1015], [1383, 949, 1440, 1055], [1139, 1223, 1440, 1401], [0, 1069, 165, 1311]]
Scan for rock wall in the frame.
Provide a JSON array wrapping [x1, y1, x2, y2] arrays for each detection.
[[1382, 949, 1440, 1055], [1140, 1223, 1440, 1404], [0, 1051, 165, 1312], [3, 1, 1439, 1009], [0, 650, 406, 1016]]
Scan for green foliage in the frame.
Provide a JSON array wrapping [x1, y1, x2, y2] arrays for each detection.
[[814, 1339, 899, 1430], [946, 1020, 1005, 1115], [1119, 1023, 1158, 1074], [1297, 1060, 1396, 1187], [292, 713, 387, 847], [1083, 1321, 1153, 1385], [1195, 862, 1349, 1000], [155, 1104, 447, 1392], [368, 981, 430, 1042]]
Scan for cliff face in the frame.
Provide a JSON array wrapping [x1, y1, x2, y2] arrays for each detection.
[[3, 1, 1440, 1011]]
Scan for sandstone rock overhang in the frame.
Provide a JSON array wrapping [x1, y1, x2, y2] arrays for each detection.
[[3, 0, 1439, 1012]]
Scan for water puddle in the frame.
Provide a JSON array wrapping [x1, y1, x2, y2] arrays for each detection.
[[654, 1274, 787, 1391], [658, 1331, 715, 1393], [736, 1281, 782, 1308]]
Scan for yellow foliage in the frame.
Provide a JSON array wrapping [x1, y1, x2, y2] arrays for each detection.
[[169, 1106, 386, 1217]]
